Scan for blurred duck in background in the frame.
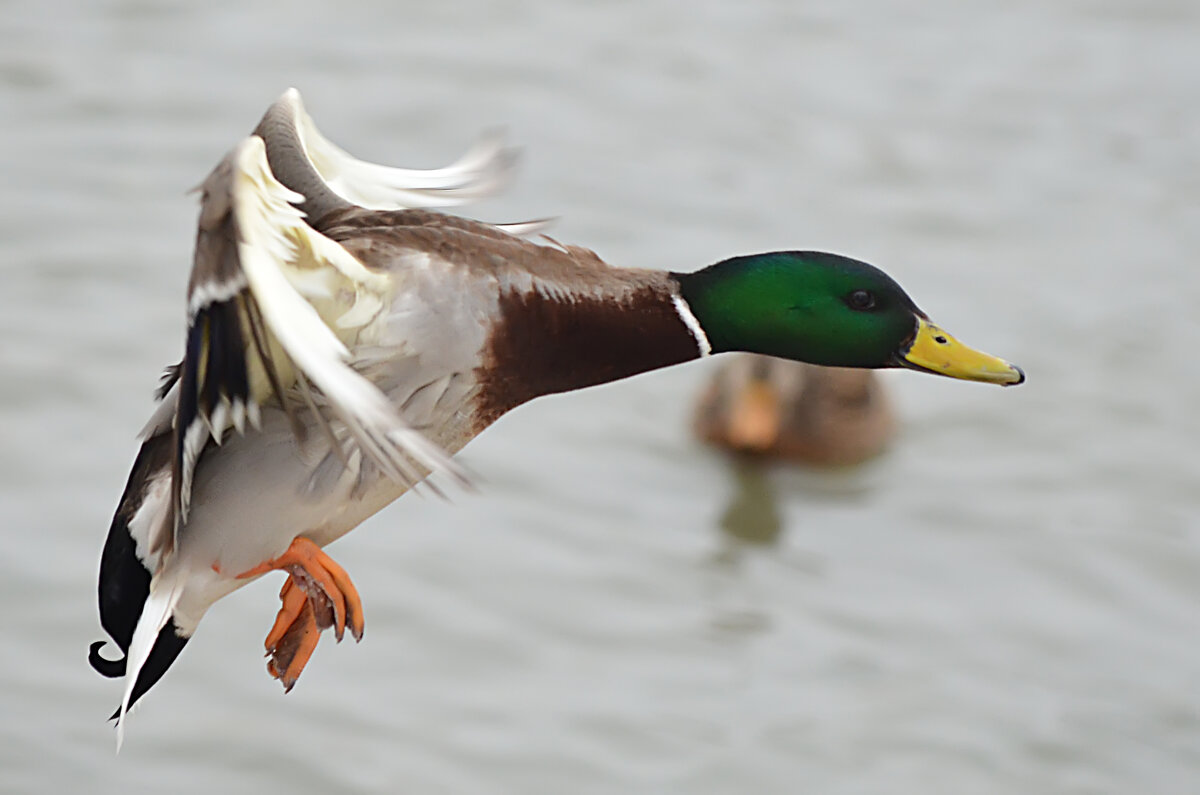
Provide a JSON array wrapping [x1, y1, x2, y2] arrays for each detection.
[[693, 355, 896, 466]]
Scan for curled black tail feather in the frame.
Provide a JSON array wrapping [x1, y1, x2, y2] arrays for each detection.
[[89, 641, 126, 678]]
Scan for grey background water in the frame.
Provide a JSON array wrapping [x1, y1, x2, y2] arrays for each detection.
[[1, 1, 1197, 792]]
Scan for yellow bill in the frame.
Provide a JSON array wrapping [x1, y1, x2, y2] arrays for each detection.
[[899, 318, 1024, 386]]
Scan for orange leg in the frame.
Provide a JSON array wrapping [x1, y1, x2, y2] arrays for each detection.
[[236, 537, 365, 690]]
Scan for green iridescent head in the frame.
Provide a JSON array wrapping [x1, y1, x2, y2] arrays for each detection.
[[675, 251, 1023, 385]]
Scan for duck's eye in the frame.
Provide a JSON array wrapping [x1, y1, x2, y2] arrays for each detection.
[[846, 289, 876, 311]]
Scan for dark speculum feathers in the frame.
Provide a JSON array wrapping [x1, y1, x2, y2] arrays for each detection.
[[181, 300, 251, 441], [172, 297, 254, 532]]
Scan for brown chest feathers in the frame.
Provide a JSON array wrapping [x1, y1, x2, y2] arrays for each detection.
[[474, 280, 703, 426]]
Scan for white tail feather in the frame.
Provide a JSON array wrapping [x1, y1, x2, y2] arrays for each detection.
[[116, 567, 187, 752]]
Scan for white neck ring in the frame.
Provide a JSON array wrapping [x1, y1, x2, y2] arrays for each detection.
[[671, 294, 712, 358]]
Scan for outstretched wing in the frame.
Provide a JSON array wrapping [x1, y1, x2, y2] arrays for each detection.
[[254, 88, 551, 237], [151, 136, 467, 558], [264, 87, 518, 211]]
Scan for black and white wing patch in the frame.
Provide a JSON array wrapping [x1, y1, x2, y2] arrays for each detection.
[[154, 135, 468, 557]]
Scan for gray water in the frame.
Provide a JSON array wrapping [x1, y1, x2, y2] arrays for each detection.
[[2, 1, 1198, 792]]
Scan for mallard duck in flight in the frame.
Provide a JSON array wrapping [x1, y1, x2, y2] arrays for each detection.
[[90, 89, 1023, 745]]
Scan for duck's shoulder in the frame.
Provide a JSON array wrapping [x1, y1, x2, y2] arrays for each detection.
[[316, 207, 521, 243], [314, 208, 670, 297]]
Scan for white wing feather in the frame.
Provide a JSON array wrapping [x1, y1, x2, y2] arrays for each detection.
[[283, 88, 516, 210]]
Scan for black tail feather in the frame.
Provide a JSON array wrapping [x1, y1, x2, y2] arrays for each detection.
[[89, 641, 126, 678], [93, 432, 186, 718]]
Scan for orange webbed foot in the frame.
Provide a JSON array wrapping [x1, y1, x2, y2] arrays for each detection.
[[265, 595, 321, 693], [236, 537, 366, 690]]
